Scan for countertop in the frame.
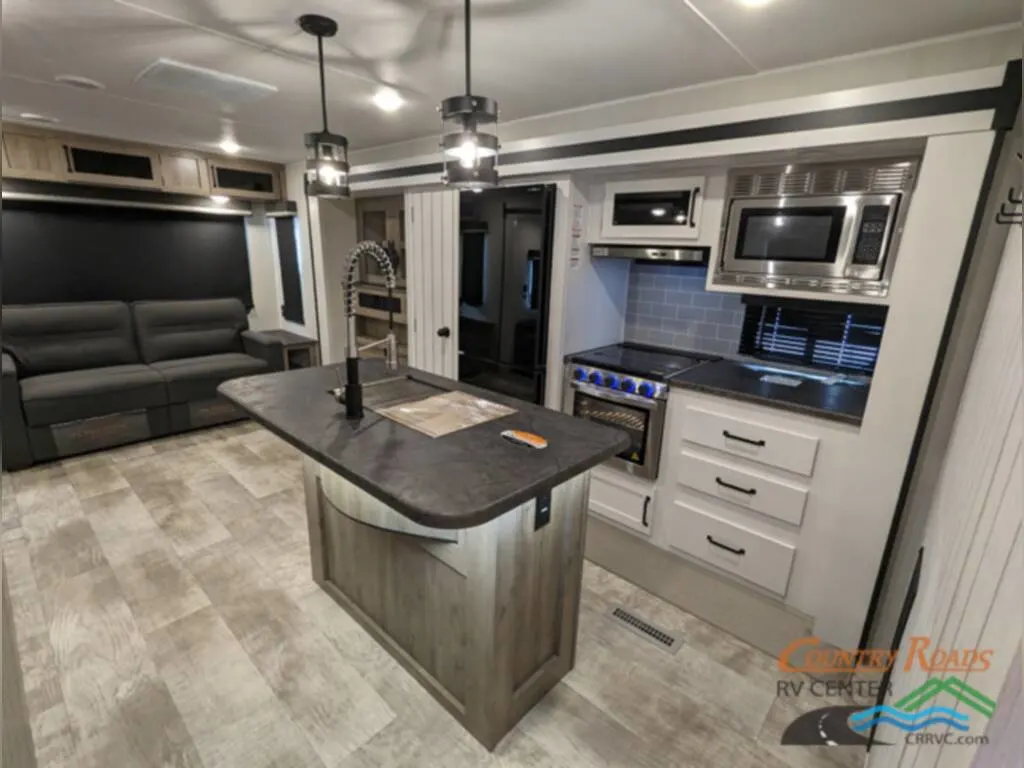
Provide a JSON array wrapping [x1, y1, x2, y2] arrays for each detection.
[[670, 359, 869, 425], [218, 360, 629, 530]]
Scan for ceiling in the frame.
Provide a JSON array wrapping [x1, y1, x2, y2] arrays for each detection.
[[1, 0, 1019, 162]]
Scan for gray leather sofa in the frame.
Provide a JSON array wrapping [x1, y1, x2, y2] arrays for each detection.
[[2, 299, 283, 471]]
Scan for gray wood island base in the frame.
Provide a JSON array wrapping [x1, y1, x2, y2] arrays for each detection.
[[218, 361, 628, 751], [307, 461, 588, 749]]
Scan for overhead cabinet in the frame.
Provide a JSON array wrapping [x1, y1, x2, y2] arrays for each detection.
[[209, 160, 281, 200], [159, 152, 211, 195], [1, 131, 67, 181], [600, 176, 705, 241], [62, 138, 162, 189]]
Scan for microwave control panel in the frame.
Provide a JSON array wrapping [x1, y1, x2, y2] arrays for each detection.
[[851, 203, 896, 265]]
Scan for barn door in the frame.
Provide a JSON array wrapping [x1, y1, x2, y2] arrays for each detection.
[[405, 189, 459, 378]]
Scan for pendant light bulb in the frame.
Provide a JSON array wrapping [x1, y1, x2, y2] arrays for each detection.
[[438, 0, 499, 189], [300, 13, 350, 199]]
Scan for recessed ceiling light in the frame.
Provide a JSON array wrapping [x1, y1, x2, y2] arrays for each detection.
[[54, 74, 106, 91], [651, 207, 667, 217], [674, 214, 686, 223], [219, 137, 241, 154], [210, 195, 230, 204], [372, 87, 404, 113], [19, 112, 59, 124]]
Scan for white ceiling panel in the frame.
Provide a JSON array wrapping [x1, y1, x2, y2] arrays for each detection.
[[685, 0, 1021, 70], [0, 0, 1018, 162]]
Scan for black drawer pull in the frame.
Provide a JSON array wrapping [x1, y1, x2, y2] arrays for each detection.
[[715, 476, 757, 496], [641, 495, 651, 527], [722, 430, 765, 447], [707, 535, 746, 556]]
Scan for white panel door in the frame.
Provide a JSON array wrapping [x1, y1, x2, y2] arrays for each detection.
[[405, 189, 459, 378], [868, 225, 1022, 768]]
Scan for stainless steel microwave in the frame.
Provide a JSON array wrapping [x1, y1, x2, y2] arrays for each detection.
[[713, 158, 919, 297]]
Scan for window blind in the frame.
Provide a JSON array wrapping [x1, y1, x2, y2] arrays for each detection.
[[739, 297, 887, 375]]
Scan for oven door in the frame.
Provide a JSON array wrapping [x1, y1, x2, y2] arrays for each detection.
[[568, 381, 665, 480]]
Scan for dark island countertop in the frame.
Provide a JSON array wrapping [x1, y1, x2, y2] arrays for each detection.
[[670, 359, 870, 426], [219, 360, 629, 530]]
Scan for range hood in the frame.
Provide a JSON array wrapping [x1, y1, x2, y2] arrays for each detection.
[[590, 243, 710, 265]]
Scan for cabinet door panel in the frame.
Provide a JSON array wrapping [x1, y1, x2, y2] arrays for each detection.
[[160, 153, 210, 194], [589, 471, 653, 536], [2, 133, 65, 180]]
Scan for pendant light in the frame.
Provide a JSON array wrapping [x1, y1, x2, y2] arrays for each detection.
[[439, 0, 499, 189], [300, 13, 349, 198]]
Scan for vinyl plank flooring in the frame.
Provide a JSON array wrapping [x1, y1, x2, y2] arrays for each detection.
[[29, 703, 81, 768], [516, 684, 671, 768], [143, 480, 233, 560], [62, 456, 129, 500], [146, 606, 325, 768], [7, 423, 851, 768], [29, 517, 108, 596], [186, 540, 395, 766], [47, 566, 202, 768]]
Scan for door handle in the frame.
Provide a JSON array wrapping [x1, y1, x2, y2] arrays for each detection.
[[688, 186, 701, 228], [641, 496, 651, 527], [715, 476, 757, 496], [437, 327, 451, 338], [722, 430, 765, 447], [706, 535, 746, 556]]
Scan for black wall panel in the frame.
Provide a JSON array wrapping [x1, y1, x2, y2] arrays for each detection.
[[1, 201, 253, 308], [275, 217, 304, 324]]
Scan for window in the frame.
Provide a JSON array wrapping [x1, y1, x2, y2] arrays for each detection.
[[739, 297, 887, 375]]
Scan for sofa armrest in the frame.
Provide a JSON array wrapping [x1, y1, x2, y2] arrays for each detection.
[[1, 353, 34, 471], [241, 331, 284, 372]]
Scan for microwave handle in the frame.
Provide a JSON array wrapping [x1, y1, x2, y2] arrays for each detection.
[[688, 187, 701, 228]]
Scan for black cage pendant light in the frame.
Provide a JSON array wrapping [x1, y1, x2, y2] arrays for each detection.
[[300, 13, 350, 198], [439, 0, 499, 189]]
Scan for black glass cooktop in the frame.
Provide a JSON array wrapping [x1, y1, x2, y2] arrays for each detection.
[[568, 343, 719, 381]]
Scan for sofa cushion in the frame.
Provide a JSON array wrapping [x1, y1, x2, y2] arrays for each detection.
[[132, 299, 247, 363], [1, 302, 139, 376], [151, 353, 267, 403], [20, 364, 167, 427]]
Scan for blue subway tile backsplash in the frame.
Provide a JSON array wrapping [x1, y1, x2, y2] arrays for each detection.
[[624, 264, 744, 356]]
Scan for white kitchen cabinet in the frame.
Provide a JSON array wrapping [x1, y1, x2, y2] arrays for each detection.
[[664, 498, 796, 597], [599, 177, 705, 241], [588, 467, 654, 537], [675, 449, 809, 527], [679, 404, 821, 477]]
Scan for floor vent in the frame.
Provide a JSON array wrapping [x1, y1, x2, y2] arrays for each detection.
[[608, 607, 681, 654]]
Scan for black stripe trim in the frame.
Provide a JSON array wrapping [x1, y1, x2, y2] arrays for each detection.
[[350, 84, 1004, 184], [992, 58, 1022, 130]]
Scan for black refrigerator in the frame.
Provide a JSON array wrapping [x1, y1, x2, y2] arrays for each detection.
[[457, 184, 557, 405]]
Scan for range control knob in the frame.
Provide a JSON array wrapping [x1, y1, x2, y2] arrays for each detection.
[[638, 381, 656, 398], [603, 373, 618, 388], [573, 368, 586, 381], [619, 378, 637, 394], [588, 371, 603, 385]]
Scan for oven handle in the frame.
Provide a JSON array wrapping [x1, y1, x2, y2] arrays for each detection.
[[569, 381, 660, 411]]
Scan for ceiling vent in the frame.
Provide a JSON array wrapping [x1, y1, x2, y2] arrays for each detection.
[[135, 58, 278, 106]]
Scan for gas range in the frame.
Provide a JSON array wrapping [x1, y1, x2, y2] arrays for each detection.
[[567, 343, 719, 400], [562, 343, 718, 481]]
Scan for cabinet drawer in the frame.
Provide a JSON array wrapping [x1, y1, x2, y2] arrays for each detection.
[[676, 450, 808, 526], [588, 471, 653, 537], [680, 406, 819, 476], [665, 500, 795, 596]]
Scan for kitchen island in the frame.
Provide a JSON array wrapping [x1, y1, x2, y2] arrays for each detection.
[[219, 361, 628, 750]]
